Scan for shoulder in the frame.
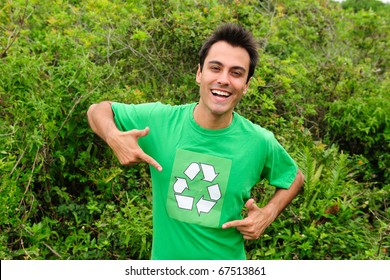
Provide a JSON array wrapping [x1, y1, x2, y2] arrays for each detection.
[[147, 102, 194, 118], [112, 102, 194, 115], [234, 112, 275, 141], [152, 102, 194, 112]]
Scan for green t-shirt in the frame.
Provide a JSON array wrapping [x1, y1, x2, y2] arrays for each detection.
[[112, 102, 298, 260]]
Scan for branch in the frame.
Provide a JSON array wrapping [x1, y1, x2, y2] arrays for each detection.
[[10, 145, 27, 177], [22, 224, 63, 259], [48, 62, 117, 147], [1, 0, 33, 58]]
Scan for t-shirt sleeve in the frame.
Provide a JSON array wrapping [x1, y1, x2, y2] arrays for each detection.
[[111, 102, 164, 155], [261, 133, 298, 189], [111, 102, 161, 131]]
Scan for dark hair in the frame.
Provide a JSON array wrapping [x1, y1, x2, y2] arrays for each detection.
[[198, 23, 259, 83]]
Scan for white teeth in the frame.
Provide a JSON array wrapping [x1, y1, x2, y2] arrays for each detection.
[[212, 90, 230, 97]]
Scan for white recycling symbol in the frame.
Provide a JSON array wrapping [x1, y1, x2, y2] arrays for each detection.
[[173, 162, 222, 215]]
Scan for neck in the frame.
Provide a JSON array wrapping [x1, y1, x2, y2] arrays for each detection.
[[193, 104, 233, 130]]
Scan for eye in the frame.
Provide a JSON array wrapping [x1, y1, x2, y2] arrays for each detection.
[[231, 71, 242, 77]]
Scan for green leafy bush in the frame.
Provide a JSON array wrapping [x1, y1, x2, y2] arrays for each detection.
[[326, 94, 389, 185], [1, 0, 388, 260]]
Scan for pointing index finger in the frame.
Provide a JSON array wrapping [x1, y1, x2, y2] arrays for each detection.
[[222, 219, 246, 229], [140, 151, 163, 172]]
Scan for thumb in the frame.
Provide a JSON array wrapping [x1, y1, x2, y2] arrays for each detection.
[[132, 127, 150, 138], [245, 198, 258, 211]]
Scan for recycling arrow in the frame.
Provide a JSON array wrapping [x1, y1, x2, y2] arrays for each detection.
[[196, 197, 216, 215], [184, 162, 201, 180], [201, 163, 218, 182], [175, 194, 194, 210], [173, 178, 189, 193], [207, 184, 221, 200]]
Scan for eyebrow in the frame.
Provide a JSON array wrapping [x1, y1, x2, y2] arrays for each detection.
[[207, 60, 247, 73]]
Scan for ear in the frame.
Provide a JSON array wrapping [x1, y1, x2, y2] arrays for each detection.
[[196, 64, 202, 84], [243, 77, 252, 94]]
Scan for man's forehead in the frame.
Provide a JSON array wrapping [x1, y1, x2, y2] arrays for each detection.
[[205, 41, 250, 70]]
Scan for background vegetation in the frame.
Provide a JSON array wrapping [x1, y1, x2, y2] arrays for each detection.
[[1, 0, 389, 260]]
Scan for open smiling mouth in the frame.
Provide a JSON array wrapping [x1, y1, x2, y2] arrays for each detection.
[[211, 90, 231, 98]]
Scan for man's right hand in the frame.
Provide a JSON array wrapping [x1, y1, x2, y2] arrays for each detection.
[[106, 127, 163, 172], [87, 102, 162, 172]]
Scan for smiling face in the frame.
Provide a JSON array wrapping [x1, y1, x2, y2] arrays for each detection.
[[195, 41, 251, 129]]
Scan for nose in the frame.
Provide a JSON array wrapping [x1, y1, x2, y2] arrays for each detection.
[[216, 71, 230, 86]]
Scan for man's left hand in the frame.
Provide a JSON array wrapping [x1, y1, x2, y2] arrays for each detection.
[[222, 199, 276, 240]]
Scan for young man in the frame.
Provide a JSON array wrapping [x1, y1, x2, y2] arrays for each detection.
[[87, 23, 304, 260]]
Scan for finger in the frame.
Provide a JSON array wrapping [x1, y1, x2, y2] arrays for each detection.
[[243, 235, 256, 240], [222, 219, 247, 229], [131, 127, 150, 139], [245, 198, 258, 210], [237, 228, 259, 240], [139, 151, 163, 172]]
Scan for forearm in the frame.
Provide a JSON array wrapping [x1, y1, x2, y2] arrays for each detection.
[[263, 169, 304, 220], [87, 101, 117, 142], [87, 102, 162, 170]]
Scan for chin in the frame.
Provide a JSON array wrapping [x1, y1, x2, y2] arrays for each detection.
[[209, 105, 232, 116]]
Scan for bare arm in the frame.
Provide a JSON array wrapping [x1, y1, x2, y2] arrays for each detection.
[[222, 169, 304, 240], [87, 101, 162, 171], [87, 101, 116, 142], [262, 169, 304, 220]]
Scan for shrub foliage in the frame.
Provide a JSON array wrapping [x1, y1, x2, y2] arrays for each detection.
[[1, 0, 389, 259]]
